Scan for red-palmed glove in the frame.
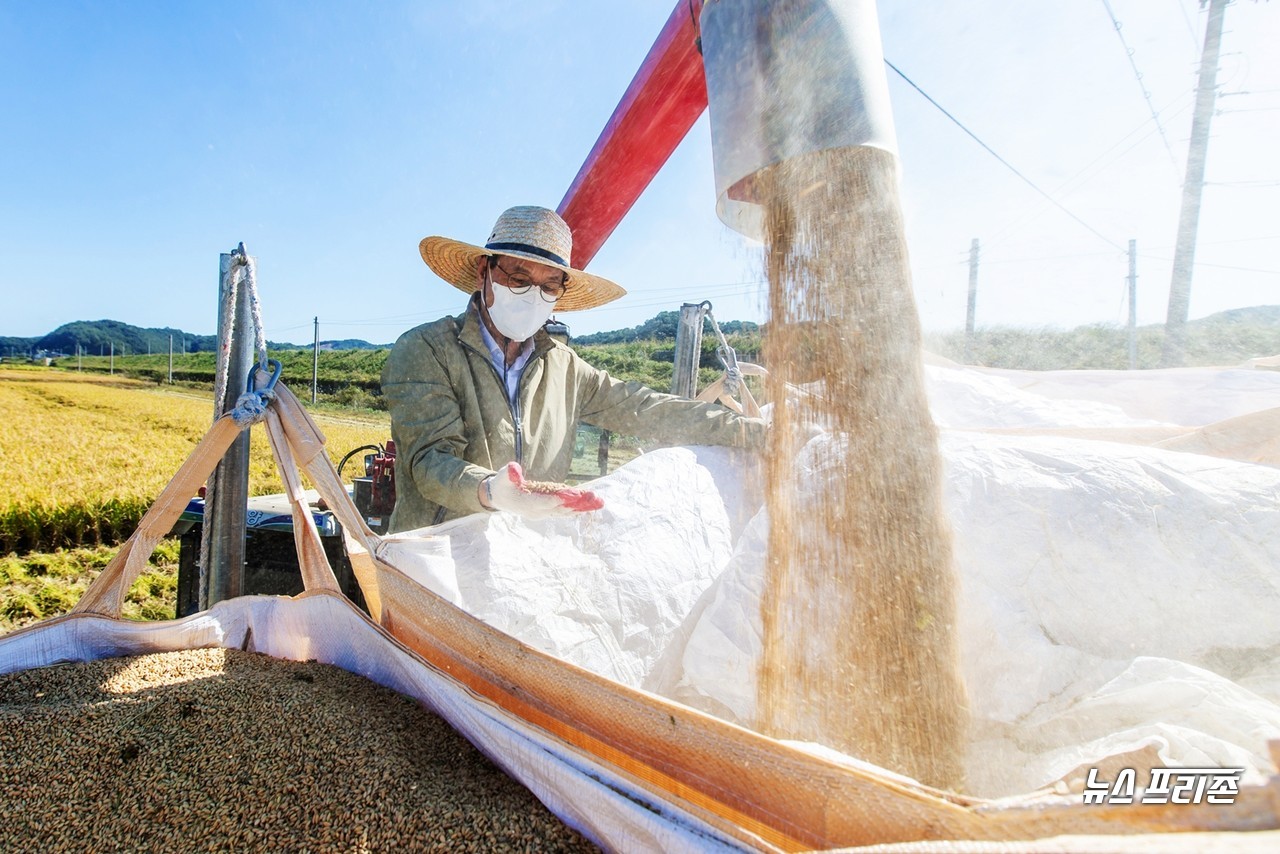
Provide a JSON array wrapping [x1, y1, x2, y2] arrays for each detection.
[[481, 462, 604, 520]]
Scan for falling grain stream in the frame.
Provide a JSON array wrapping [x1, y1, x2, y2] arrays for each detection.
[[757, 145, 968, 791]]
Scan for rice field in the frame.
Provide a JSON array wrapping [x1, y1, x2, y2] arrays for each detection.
[[0, 367, 390, 554], [0, 542, 179, 632]]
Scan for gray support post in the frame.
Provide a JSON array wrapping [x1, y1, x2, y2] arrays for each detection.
[[964, 238, 979, 363], [168, 334, 174, 383], [203, 251, 253, 608], [1128, 240, 1138, 370], [672, 302, 709, 398], [597, 429, 611, 477]]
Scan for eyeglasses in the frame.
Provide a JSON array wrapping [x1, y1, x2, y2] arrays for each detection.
[[490, 259, 567, 304]]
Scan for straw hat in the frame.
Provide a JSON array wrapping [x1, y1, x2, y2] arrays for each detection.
[[419, 206, 626, 312]]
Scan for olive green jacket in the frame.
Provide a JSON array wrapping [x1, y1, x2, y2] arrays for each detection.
[[381, 296, 767, 531]]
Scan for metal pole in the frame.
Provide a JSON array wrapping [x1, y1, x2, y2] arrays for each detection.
[[109, 342, 114, 374], [1128, 240, 1138, 370], [672, 302, 708, 397], [312, 316, 319, 404], [597, 429, 611, 477], [1162, 0, 1228, 367], [964, 238, 979, 363], [168, 334, 174, 383], [204, 251, 253, 608]]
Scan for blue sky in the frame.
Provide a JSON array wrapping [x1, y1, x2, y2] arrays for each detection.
[[2, 1, 1276, 345]]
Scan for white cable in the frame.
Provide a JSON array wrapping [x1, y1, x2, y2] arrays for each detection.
[[704, 306, 741, 397]]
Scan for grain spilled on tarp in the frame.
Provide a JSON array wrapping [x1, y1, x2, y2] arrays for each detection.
[[756, 145, 968, 791]]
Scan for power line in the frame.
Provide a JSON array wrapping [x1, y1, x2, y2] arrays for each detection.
[[583, 278, 765, 298], [976, 249, 1122, 266], [1176, 0, 1202, 50], [1050, 97, 1189, 196], [591, 282, 766, 315], [1206, 179, 1280, 187], [1187, 261, 1280, 275], [885, 59, 1127, 252], [983, 96, 1191, 253], [1098, 0, 1182, 174], [266, 279, 768, 335], [1200, 234, 1280, 244], [1136, 251, 1280, 276]]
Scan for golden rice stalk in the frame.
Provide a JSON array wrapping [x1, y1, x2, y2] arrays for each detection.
[[0, 370, 389, 552]]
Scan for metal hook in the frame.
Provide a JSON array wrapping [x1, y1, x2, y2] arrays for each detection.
[[247, 358, 282, 395]]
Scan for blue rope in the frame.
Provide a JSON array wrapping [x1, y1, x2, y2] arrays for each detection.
[[230, 387, 276, 427]]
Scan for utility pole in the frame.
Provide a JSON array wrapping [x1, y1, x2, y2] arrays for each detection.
[[1127, 240, 1138, 370], [168, 334, 174, 383], [964, 238, 979, 364], [1162, 0, 1229, 367], [312, 316, 320, 404]]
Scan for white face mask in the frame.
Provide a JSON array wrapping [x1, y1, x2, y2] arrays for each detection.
[[485, 270, 557, 342]]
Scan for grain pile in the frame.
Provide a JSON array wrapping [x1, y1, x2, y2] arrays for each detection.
[[0, 648, 598, 853]]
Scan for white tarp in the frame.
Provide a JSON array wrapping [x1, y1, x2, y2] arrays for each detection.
[[0, 595, 757, 853], [391, 359, 1280, 799]]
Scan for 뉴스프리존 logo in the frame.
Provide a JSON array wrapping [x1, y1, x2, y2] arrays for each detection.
[[1082, 767, 1242, 805]]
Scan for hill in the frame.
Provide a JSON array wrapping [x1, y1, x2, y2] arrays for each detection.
[[10, 311, 763, 360], [1, 320, 391, 359], [573, 310, 760, 345], [319, 338, 389, 351], [1201, 305, 1280, 326], [8, 305, 1278, 375], [928, 305, 1280, 370], [35, 320, 219, 357]]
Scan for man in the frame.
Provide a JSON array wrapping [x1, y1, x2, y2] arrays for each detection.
[[381, 205, 766, 531]]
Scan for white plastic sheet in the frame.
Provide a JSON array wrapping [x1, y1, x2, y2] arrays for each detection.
[[390, 360, 1280, 799], [384, 447, 763, 688], [0, 595, 760, 853]]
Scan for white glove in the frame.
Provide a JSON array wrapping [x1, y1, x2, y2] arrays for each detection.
[[759, 402, 828, 440], [800, 420, 829, 444], [481, 462, 604, 520]]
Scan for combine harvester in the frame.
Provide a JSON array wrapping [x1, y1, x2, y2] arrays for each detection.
[[4, 1, 1280, 850]]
